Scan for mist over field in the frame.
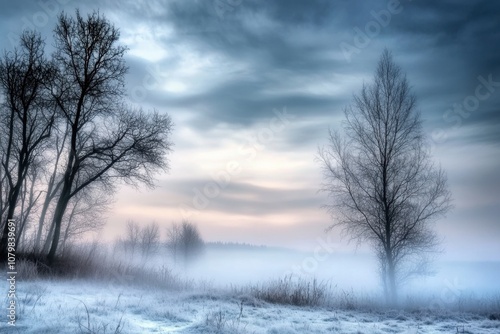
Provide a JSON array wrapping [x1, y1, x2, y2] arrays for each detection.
[[5, 240, 499, 333], [118, 243, 500, 297]]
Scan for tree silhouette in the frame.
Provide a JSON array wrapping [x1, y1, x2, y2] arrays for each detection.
[[166, 221, 205, 267], [45, 10, 173, 264], [318, 49, 452, 305], [0, 31, 56, 258]]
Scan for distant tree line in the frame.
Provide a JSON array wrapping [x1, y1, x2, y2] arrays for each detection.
[[116, 220, 205, 267], [207, 241, 273, 251], [0, 10, 173, 264]]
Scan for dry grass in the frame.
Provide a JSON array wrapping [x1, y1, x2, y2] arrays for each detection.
[[13, 242, 192, 291], [241, 276, 330, 307]]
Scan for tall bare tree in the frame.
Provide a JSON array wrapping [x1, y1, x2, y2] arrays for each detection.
[[46, 11, 173, 264], [0, 31, 56, 258], [318, 50, 452, 305]]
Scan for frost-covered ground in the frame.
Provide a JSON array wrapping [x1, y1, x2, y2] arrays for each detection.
[[1, 246, 499, 333], [2, 278, 500, 334]]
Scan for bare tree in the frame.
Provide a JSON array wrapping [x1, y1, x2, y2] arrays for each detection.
[[120, 220, 141, 256], [46, 11, 173, 263], [117, 220, 160, 261], [140, 222, 160, 259], [166, 222, 181, 263], [318, 50, 452, 305], [0, 31, 56, 258], [166, 220, 205, 267]]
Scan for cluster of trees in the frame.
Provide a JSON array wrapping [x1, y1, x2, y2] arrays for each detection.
[[0, 10, 173, 264], [116, 221, 161, 259], [117, 220, 205, 266], [207, 241, 269, 251]]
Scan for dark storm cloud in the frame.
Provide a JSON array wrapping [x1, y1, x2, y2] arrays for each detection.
[[1, 0, 498, 149], [0, 1, 106, 48], [379, 0, 500, 147], [388, 0, 500, 75], [3, 0, 497, 146], [140, 0, 500, 147], [128, 0, 355, 130]]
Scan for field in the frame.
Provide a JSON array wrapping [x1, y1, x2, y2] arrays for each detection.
[[2, 278, 500, 334], [1, 245, 500, 333]]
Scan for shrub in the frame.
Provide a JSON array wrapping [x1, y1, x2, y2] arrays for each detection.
[[248, 276, 329, 307]]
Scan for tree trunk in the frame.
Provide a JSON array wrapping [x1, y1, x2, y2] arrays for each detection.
[[35, 198, 51, 254], [47, 127, 76, 264], [16, 178, 38, 251], [46, 191, 70, 264], [34, 178, 59, 254], [42, 219, 56, 255], [60, 202, 77, 257], [16, 183, 27, 250], [35, 131, 66, 254], [0, 182, 23, 259], [386, 255, 398, 306]]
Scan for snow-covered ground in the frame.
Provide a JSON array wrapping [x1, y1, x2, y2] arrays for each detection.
[[1, 246, 499, 333], [2, 278, 499, 334]]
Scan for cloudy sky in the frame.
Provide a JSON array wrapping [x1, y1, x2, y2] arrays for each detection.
[[1, 0, 499, 261]]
